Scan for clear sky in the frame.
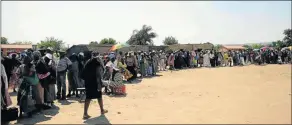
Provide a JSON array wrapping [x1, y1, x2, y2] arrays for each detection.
[[2, 1, 291, 46]]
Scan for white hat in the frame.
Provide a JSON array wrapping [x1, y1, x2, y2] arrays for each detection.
[[79, 52, 84, 56], [45, 53, 53, 60]]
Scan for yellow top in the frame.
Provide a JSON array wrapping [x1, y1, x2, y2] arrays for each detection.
[[118, 62, 127, 69], [223, 53, 229, 59]]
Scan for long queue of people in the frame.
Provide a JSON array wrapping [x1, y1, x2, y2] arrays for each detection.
[[1, 47, 291, 121]]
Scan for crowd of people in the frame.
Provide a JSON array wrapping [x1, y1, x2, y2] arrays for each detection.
[[1, 47, 291, 121]]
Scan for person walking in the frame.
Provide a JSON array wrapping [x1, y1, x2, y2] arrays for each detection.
[[81, 51, 108, 119]]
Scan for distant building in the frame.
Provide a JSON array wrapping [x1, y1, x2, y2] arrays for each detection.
[[66, 44, 113, 56], [168, 43, 214, 51], [219, 45, 245, 52], [0, 44, 33, 56]]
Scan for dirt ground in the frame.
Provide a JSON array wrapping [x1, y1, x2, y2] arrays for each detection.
[[8, 64, 291, 124]]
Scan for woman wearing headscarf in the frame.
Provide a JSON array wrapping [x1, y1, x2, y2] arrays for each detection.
[[203, 51, 211, 67], [145, 53, 153, 76], [126, 51, 137, 81], [177, 51, 185, 69], [17, 56, 37, 117], [152, 52, 159, 74], [42, 51, 56, 106], [118, 57, 133, 80], [10, 54, 22, 92], [33, 51, 52, 108], [168, 53, 175, 70], [159, 51, 167, 71], [81, 51, 108, 119], [138, 52, 146, 77]]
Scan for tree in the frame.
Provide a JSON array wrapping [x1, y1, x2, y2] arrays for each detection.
[[89, 41, 99, 45], [37, 37, 65, 51], [276, 40, 286, 48], [127, 25, 157, 45], [283, 28, 292, 46], [243, 44, 252, 49], [213, 44, 223, 51], [251, 44, 264, 49], [268, 41, 277, 48], [1, 37, 8, 44], [11, 41, 32, 45], [163, 36, 178, 45], [99, 38, 117, 44]]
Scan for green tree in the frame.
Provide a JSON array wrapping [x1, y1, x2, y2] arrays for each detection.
[[283, 28, 291, 46], [127, 25, 157, 45], [243, 44, 252, 49], [99, 38, 117, 44], [268, 41, 277, 48], [251, 44, 264, 49], [1, 37, 8, 44], [213, 44, 223, 51], [11, 41, 33, 44], [276, 40, 286, 48], [163, 36, 178, 45], [37, 37, 65, 51], [89, 41, 99, 45]]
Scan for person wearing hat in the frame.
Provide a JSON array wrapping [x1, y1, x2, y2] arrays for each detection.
[[42, 50, 57, 107], [56, 51, 72, 100], [81, 51, 108, 119]]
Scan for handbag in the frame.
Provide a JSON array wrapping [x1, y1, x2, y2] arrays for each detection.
[[1, 107, 18, 122], [24, 73, 39, 86]]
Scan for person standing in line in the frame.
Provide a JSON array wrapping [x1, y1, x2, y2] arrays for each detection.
[[77, 52, 86, 89], [1, 57, 12, 110], [203, 51, 211, 67], [81, 51, 108, 119], [209, 51, 215, 67], [223, 52, 229, 67], [56, 51, 72, 100], [159, 51, 167, 71], [67, 54, 80, 98], [168, 53, 175, 71], [43, 50, 57, 107], [138, 52, 146, 77], [126, 52, 137, 81]]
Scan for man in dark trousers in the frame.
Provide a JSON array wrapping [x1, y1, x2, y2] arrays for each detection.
[[81, 51, 108, 119], [56, 51, 72, 100]]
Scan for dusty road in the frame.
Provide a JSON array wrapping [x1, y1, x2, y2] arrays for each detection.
[[9, 64, 291, 124]]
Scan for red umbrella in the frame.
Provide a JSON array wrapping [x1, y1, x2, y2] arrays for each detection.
[[260, 46, 270, 51]]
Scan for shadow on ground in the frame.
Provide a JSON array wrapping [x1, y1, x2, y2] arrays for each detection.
[[15, 106, 60, 124], [83, 114, 111, 125], [140, 74, 163, 79], [108, 93, 127, 98], [57, 99, 75, 105]]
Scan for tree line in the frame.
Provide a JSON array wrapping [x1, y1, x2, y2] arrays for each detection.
[[214, 28, 292, 50], [1, 25, 291, 50]]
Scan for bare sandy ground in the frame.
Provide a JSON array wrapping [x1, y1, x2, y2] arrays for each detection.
[[8, 64, 291, 124]]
